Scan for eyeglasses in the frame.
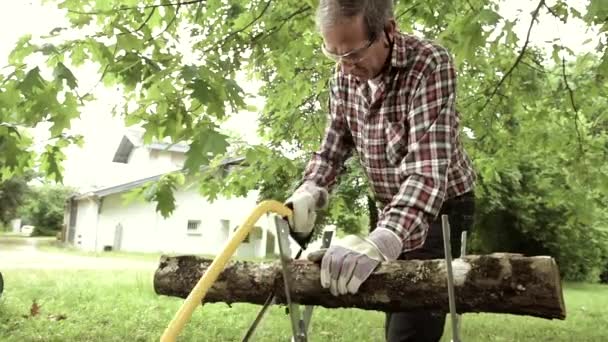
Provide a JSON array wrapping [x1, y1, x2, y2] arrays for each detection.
[[321, 33, 378, 64]]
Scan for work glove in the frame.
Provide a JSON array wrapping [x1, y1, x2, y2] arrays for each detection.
[[284, 181, 328, 246], [308, 228, 402, 296]]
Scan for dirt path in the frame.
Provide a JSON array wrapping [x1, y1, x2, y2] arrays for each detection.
[[0, 236, 158, 270]]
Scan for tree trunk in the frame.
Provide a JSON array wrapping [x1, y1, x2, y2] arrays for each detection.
[[367, 194, 379, 233], [153, 253, 566, 320]]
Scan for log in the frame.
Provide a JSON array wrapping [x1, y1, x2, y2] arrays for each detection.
[[153, 253, 566, 320]]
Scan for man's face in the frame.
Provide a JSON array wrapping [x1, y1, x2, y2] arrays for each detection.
[[321, 15, 393, 81]]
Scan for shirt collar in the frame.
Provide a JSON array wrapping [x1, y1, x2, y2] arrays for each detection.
[[342, 31, 409, 90], [389, 32, 409, 68]]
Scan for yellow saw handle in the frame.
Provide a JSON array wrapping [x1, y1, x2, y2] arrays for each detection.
[[160, 200, 292, 342]]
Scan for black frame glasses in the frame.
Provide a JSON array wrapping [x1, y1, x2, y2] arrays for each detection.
[[321, 31, 379, 64]]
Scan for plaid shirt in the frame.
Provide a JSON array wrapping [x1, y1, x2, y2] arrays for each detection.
[[302, 32, 476, 252]]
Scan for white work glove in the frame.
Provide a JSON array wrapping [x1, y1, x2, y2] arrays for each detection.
[[308, 228, 402, 296], [284, 181, 328, 238]]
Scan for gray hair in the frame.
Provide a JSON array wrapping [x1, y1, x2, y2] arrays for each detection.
[[316, 0, 394, 38]]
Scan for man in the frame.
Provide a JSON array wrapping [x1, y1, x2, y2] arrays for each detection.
[[285, 0, 476, 341]]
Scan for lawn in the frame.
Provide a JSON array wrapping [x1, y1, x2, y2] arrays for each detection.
[[1, 260, 607, 341], [34, 239, 272, 264]]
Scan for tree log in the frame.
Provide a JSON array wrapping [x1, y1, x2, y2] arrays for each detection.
[[153, 253, 566, 320]]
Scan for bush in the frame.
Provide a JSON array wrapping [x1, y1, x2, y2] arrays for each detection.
[[600, 265, 608, 284], [470, 160, 608, 282], [19, 184, 75, 236], [0, 175, 31, 226]]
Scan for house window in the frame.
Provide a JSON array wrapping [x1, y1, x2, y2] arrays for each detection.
[[243, 229, 250, 243], [187, 220, 202, 235], [234, 225, 262, 243]]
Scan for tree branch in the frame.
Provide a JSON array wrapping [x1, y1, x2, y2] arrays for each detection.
[[561, 56, 585, 154], [520, 58, 547, 74], [80, 43, 120, 99], [147, 4, 182, 42], [251, 5, 311, 43], [203, 0, 273, 53], [112, 7, 157, 38], [465, 0, 478, 12], [67, 0, 205, 15], [477, 0, 545, 115], [544, 3, 559, 17], [0, 65, 26, 88], [397, 4, 419, 20], [135, 7, 157, 33]]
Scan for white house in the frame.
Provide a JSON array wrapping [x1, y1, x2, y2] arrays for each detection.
[[61, 131, 330, 258]]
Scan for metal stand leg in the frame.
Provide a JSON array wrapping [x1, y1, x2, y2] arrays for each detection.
[[300, 230, 333, 333], [456, 230, 467, 335], [242, 216, 334, 342], [275, 216, 306, 342], [441, 215, 461, 342]]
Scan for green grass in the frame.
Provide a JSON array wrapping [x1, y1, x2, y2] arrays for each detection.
[[0, 267, 607, 341], [35, 239, 275, 264], [0, 232, 34, 239], [36, 239, 165, 263], [0, 236, 56, 249]]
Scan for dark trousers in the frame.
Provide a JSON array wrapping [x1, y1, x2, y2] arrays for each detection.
[[385, 191, 475, 342]]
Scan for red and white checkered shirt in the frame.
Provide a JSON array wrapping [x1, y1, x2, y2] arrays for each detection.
[[302, 32, 477, 252]]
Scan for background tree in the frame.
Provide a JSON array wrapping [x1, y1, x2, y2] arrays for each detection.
[[0, 0, 607, 280], [18, 184, 75, 236], [0, 173, 33, 228]]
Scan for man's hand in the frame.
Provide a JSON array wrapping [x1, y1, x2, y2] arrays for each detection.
[[308, 228, 402, 296], [284, 181, 328, 243]]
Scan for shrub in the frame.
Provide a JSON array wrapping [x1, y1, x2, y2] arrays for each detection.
[[19, 184, 75, 236], [470, 161, 608, 282]]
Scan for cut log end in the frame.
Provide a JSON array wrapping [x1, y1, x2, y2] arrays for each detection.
[[153, 254, 566, 320]]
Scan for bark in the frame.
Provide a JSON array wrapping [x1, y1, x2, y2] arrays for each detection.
[[153, 253, 566, 320]]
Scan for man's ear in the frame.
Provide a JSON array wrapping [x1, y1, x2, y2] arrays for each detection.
[[385, 19, 397, 42]]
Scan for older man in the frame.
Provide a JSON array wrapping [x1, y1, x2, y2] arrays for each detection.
[[285, 0, 477, 341]]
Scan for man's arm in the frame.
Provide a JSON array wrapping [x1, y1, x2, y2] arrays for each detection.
[[376, 53, 458, 253], [285, 77, 354, 244], [300, 79, 354, 196]]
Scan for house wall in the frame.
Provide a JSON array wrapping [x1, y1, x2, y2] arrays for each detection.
[[87, 148, 186, 190], [72, 198, 100, 250], [78, 187, 272, 258], [10, 219, 21, 233], [128, 148, 184, 175]]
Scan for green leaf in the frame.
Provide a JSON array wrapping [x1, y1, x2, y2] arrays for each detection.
[[117, 33, 144, 52], [478, 9, 501, 26], [453, 19, 483, 64], [552, 44, 562, 65], [0, 126, 22, 170], [121, 187, 147, 205], [586, 0, 608, 24], [184, 126, 229, 173], [53, 62, 78, 89], [147, 173, 185, 218], [40, 145, 65, 183], [49, 93, 80, 136], [95, 0, 113, 12], [18, 67, 46, 95], [69, 43, 88, 66], [8, 34, 36, 64], [39, 44, 59, 55], [189, 79, 214, 104], [571, 7, 583, 19], [598, 50, 608, 77], [0, 86, 20, 109]]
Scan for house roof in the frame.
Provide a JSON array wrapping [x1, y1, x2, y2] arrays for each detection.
[[112, 129, 190, 163], [112, 135, 136, 163], [75, 156, 246, 200]]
